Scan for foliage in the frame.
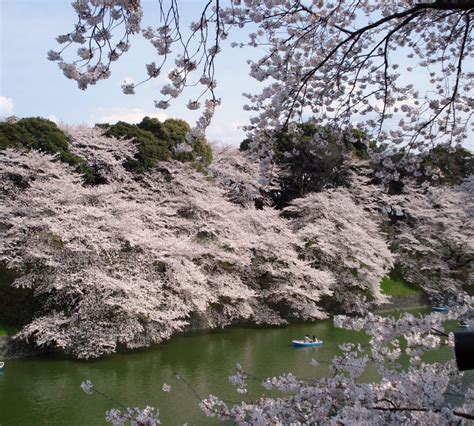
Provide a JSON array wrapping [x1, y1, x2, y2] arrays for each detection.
[[0, 323, 18, 337], [0, 117, 72, 160], [380, 266, 422, 297], [104, 120, 171, 173], [268, 123, 371, 207], [422, 145, 474, 186], [102, 117, 212, 173], [258, 122, 473, 201], [136, 116, 163, 137], [373, 145, 474, 193], [0, 263, 43, 328], [160, 118, 213, 166], [159, 118, 190, 146], [239, 138, 251, 152]]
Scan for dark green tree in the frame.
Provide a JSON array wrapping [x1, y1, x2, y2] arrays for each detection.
[[373, 145, 473, 194], [266, 123, 369, 208], [105, 121, 171, 173], [103, 117, 212, 173], [0, 117, 104, 185]]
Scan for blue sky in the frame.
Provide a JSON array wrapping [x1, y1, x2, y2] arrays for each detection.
[[0, 0, 262, 146]]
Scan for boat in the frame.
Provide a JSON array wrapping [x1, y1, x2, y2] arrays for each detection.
[[432, 306, 449, 313], [458, 322, 470, 328], [292, 340, 323, 348]]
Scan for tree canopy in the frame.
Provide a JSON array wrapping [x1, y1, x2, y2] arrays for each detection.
[[1, 123, 472, 358], [49, 0, 473, 174]]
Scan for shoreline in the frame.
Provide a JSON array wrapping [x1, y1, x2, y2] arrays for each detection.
[[375, 294, 430, 313], [0, 296, 431, 361]]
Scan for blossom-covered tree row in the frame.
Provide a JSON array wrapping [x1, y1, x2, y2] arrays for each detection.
[[0, 122, 472, 358], [0, 126, 345, 358]]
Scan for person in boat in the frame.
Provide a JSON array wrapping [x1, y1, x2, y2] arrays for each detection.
[[304, 335, 311, 342], [460, 320, 467, 326], [312, 335, 317, 342]]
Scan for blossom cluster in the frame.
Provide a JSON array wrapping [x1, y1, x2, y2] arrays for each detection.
[[51, 1, 473, 170]]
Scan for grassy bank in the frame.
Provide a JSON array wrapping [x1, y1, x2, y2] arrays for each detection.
[[381, 268, 422, 297], [0, 323, 18, 336]]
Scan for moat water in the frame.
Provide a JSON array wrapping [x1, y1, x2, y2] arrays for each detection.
[[0, 308, 470, 425]]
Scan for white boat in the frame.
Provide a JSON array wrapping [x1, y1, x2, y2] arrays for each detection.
[[0, 362, 4, 369], [292, 340, 323, 348]]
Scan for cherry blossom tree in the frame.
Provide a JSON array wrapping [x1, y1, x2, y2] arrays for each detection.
[[347, 160, 474, 299], [285, 188, 395, 313], [49, 0, 474, 157], [380, 183, 474, 299], [1, 126, 339, 358], [208, 145, 271, 208]]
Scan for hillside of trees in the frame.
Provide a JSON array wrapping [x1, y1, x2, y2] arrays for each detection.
[[0, 118, 472, 359]]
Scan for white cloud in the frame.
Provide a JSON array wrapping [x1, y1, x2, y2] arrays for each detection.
[[0, 96, 14, 115], [207, 121, 246, 147], [48, 114, 58, 124], [91, 108, 169, 125]]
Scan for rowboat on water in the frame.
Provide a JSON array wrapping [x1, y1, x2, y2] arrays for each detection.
[[292, 340, 323, 348], [458, 322, 470, 328], [432, 306, 449, 313]]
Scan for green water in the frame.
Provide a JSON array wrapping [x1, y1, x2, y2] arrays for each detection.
[[0, 309, 468, 425]]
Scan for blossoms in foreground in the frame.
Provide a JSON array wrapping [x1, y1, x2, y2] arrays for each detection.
[[81, 380, 160, 425], [80, 380, 93, 395], [200, 305, 474, 424], [104, 407, 159, 426], [82, 302, 474, 424], [51, 1, 474, 154]]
